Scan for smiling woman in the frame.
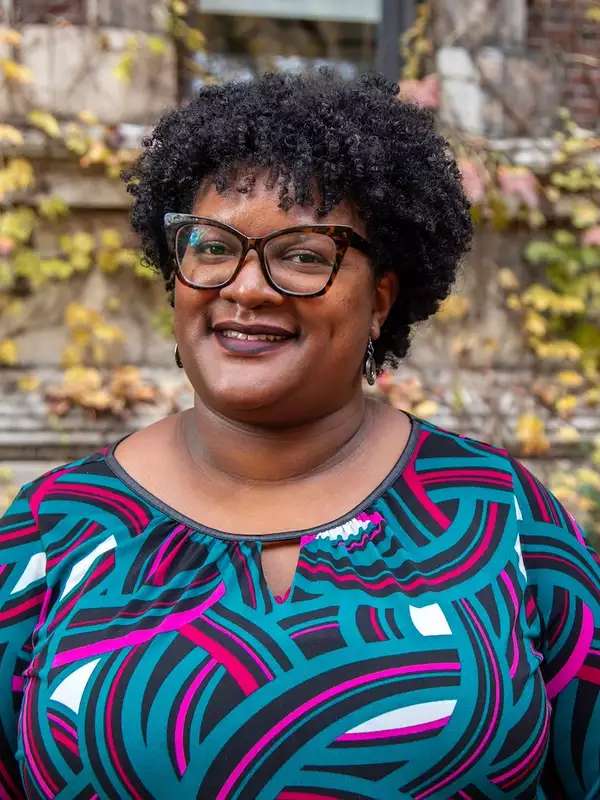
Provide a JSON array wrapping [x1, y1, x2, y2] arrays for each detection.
[[1, 69, 599, 800]]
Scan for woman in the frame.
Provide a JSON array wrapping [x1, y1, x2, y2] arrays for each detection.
[[1, 70, 598, 799]]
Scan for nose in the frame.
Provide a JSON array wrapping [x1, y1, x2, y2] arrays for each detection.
[[218, 247, 284, 308]]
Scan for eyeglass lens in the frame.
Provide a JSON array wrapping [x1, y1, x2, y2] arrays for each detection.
[[175, 224, 337, 295]]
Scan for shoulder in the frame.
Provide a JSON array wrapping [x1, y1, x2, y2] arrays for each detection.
[[410, 413, 585, 532], [1, 443, 119, 546]]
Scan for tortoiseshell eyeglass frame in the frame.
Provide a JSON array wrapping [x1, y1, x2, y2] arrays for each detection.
[[163, 212, 372, 298]]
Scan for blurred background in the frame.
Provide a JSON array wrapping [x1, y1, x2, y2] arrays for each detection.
[[0, 0, 599, 544]]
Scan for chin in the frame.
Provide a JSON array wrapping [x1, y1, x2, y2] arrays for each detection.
[[201, 373, 301, 418]]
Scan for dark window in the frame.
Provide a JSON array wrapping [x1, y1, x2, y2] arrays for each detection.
[[13, 0, 86, 24]]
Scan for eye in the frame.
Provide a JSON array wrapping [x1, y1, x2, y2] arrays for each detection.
[[285, 250, 328, 265]]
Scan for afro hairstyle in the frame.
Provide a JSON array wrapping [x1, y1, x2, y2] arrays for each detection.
[[125, 68, 472, 370]]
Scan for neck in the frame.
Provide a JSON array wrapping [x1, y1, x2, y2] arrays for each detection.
[[178, 393, 375, 486]]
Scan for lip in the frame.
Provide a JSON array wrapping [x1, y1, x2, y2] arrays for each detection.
[[212, 321, 297, 337], [213, 330, 296, 355]]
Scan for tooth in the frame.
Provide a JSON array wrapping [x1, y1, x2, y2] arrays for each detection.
[[220, 330, 285, 342]]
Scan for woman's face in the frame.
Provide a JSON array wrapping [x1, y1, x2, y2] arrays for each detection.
[[174, 174, 398, 425]]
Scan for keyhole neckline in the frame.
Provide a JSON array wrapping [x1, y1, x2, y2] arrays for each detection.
[[104, 411, 422, 543]]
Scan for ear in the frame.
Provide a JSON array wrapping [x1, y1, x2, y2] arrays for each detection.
[[370, 271, 399, 340]]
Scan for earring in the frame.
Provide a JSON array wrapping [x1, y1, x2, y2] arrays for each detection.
[[174, 343, 183, 368], [364, 336, 377, 386]]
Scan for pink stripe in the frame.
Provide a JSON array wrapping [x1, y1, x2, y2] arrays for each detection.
[[237, 542, 257, 607], [521, 468, 550, 523], [403, 432, 452, 530], [180, 624, 259, 694], [546, 604, 594, 699], [339, 715, 450, 740], [492, 701, 550, 785], [298, 500, 495, 593], [369, 606, 386, 641], [11, 675, 24, 691], [425, 468, 511, 482], [52, 582, 225, 667], [416, 602, 501, 798], [47, 521, 100, 569], [47, 712, 77, 739], [105, 649, 142, 800], [578, 665, 600, 684], [148, 524, 187, 584], [215, 661, 460, 800], [500, 571, 520, 679], [52, 727, 79, 756], [201, 615, 272, 679], [21, 675, 57, 798], [548, 597, 569, 648], [49, 555, 115, 632], [174, 659, 216, 776], [400, 503, 499, 592], [0, 520, 38, 542], [291, 622, 338, 639], [34, 471, 148, 533], [0, 590, 45, 623], [525, 554, 595, 594], [278, 793, 341, 800]]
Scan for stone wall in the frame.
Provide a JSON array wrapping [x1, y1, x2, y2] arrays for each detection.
[[527, 0, 600, 131], [434, 0, 599, 136]]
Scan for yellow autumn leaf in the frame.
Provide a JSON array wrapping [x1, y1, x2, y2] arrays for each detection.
[[516, 414, 550, 456], [557, 370, 584, 388], [37, 195, 69, 220], [0, 58, 32, 84], [0, 124, 23, 145], [578, 468, 600, 489], [147, 35, 168, 56], [0, 339, 18, 366], [524, 310, 547, 337], [65, 302, 93, 328], [0, 28, 22, 46], [100, 228, 122, 249], [555, 394, 578, 416], [413, 400, 439, 418], [556, 425, 581, 443], [62, 366, 102, 392], [77, 110, 98, 126], [27, 110, 61, 138], [93, 323, 124, 343], [17, 374, 40, 392], [436, 295, 470, 322], [497, 268, 519, 290]]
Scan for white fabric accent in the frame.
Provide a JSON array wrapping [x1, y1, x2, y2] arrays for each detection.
[[346, 699, 457, 733], [10, 551, 46, 594], [514, 534, 527, 579], [316, 517, 370, 541], [409, 603, 452, 636], [49, 658, 101, 714], [514, 496, 523, 520], [60, 535, 117, 600]]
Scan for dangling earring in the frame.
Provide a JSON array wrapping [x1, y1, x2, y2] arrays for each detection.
[[174, 343, 183, 368], [364, 336, 377, 386]]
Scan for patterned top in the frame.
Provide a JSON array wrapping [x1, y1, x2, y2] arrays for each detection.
[[0, 412, 599, 800]]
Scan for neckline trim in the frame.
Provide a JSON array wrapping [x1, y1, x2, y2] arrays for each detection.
[[103, 410, 422, 543]]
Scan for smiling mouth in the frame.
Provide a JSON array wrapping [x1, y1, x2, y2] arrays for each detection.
[[212, 329, 297, 355]]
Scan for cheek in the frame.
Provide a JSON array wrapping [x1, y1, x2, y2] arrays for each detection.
[[174, 283, 219, 336]]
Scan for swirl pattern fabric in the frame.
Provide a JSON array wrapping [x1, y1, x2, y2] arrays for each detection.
[[0, 413, 598, 799]]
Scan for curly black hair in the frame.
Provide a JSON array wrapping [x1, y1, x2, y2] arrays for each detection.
[[125, 68, 472, 370]]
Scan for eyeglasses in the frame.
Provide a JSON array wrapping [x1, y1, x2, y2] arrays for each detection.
[[163, 212, 371, 297]]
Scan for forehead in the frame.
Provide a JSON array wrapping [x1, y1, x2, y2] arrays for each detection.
[[191, 172, 364, 237]]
